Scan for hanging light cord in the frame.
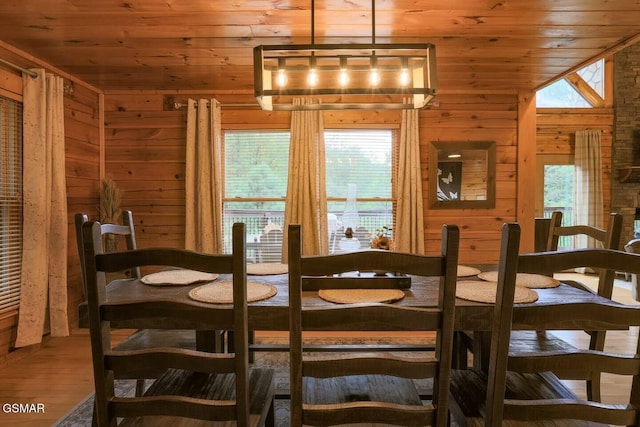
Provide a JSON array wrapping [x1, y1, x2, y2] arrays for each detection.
[[311, 0, 315, 46], [371, 0, 376, 45]]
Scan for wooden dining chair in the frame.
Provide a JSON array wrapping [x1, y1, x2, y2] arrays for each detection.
[[75, 211, 198, 397], [623, 238, 640, 301], [450, 242, 640, 426], [506, 211, 623, 402], [83, 221, 275, 427], [287, 223, 460, 427]]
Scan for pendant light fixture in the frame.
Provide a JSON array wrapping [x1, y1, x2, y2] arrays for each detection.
[[253, 0, 437, 111]]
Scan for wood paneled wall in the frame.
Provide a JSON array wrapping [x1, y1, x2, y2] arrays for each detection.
[[0, 46, 101, 359], [422, 94, 519, 264], [103, 92, 520, 265], [536, 107, 613, 216]]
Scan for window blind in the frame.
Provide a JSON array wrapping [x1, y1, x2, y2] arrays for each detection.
[[325, 129, 395, 239], [0, 96, 23, 314], [222, 128, 395, 252]]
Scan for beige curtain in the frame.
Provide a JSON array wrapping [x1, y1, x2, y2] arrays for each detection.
[[185, 98, 223, 253], [574, 129, 603, 249], [282, 98, 328, 261], [16, 69, 69, 347], [395, 103, 425, 254]]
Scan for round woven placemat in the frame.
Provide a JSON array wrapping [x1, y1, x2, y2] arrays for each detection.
[[457, 265, 481, 277], [477, 271, 560, 289], [247, 263, 288, 276], [141, 270, 219, 286], [456, 280, 538, 304], [318, 288, 405, 304], [188, 280, 277, 304]]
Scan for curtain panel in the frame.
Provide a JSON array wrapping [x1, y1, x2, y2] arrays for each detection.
[[574, 129, 604, 249], [395, 103, 425, 254], [282, 98, 328, 261], [185, 98, 223, 253], [16, 69, 69, 347]]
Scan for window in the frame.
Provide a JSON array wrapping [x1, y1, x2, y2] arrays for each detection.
[[325, 130, 394, 252], [536, 58, 605, 108], [0, 95, 23, 313], [536, 154, 575, 249], [222, 129, 395, 255], [223, 131, 289, 255]]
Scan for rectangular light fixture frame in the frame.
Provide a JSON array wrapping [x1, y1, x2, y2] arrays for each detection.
[[254, 43, 437, 111]]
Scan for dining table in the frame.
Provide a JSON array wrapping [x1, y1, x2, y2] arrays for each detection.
[[78, 268, 634, 334]]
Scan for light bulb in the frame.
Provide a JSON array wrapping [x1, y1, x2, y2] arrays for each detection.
[[276, 69, 287, 87], [339, 69, 349, 86], [400, 68, 409, 86], [370, 68, 380, 86], [308, 68, 318, 86], [369, 55, 379, 86]]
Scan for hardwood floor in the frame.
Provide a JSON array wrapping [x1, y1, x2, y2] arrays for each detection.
[[0, 277, 637, 426]]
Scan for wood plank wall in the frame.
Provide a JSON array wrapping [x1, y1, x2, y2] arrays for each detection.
[[103, 92, 520, 265], [0, 46, 615, 359], [536, 107, 613, 216], [0, 46, 101, 360], [423, 94, 519, 264]]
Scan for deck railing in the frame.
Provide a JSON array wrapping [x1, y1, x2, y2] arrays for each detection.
[[222, 209, 392, 256]]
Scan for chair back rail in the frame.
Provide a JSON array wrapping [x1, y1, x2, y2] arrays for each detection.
[[453, 242, 640, 426], [83, 221, 274, 426], [74, 210, 140, 299], [288, 223, 460, 427], [546, 211, 623, 253]]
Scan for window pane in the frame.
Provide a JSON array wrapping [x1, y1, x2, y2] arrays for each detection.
[[326, 129, 394, 250], [222, 128, 395, 256], [0, 96, 23, 313], [536, 79, 591, 108], [325, 130, 393, 199], [544, 164, 575, 249], [577, 58, 604, 98], [223, 131, 289, 254], [224, 131, 289, 199]]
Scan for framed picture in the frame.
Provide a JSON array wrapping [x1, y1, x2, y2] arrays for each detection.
[[437, 161, 462, 201]]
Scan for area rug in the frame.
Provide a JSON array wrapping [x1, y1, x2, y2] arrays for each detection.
[[53, 335, 435, 427]]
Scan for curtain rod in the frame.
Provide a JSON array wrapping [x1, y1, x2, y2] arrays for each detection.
[[0, 58, 38, 78], [173, 101, 258, 110]]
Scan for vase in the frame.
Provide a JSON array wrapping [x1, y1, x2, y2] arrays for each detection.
[[342, 183, 359, 232]]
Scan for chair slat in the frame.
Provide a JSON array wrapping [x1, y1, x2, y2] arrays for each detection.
[[82, 220, 276, 426], [288, 223, 459, 427]]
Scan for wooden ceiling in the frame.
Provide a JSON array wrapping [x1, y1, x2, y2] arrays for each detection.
[[1, 0, 639, 95]]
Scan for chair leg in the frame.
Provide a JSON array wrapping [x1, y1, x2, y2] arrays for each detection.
[[135, 379, 146, 396], [265, 398, 275, 427], [228, 330, 255, 363], [91, 400, 97, 427], [587, 375, 601, 402]]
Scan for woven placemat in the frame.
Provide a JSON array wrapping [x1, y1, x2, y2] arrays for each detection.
[[188, 280, 277, 304], [318, 288, 405, 304], [477, 271, 560, 289], [456, 280, 538, 304], [457, 265, 481, 277], [141, 270, 219, 286], [247, 263, 288, 275]]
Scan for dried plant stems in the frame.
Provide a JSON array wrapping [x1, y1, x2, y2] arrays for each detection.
[[98, 176, 122, 252]]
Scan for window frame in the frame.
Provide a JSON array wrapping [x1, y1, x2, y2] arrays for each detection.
[[221, 127, 398, 253]]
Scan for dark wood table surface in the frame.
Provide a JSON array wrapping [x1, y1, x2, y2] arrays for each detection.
[[79, 271, 634, 332]]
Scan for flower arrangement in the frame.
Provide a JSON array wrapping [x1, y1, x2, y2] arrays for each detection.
[[370, 225, 394, 250]]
